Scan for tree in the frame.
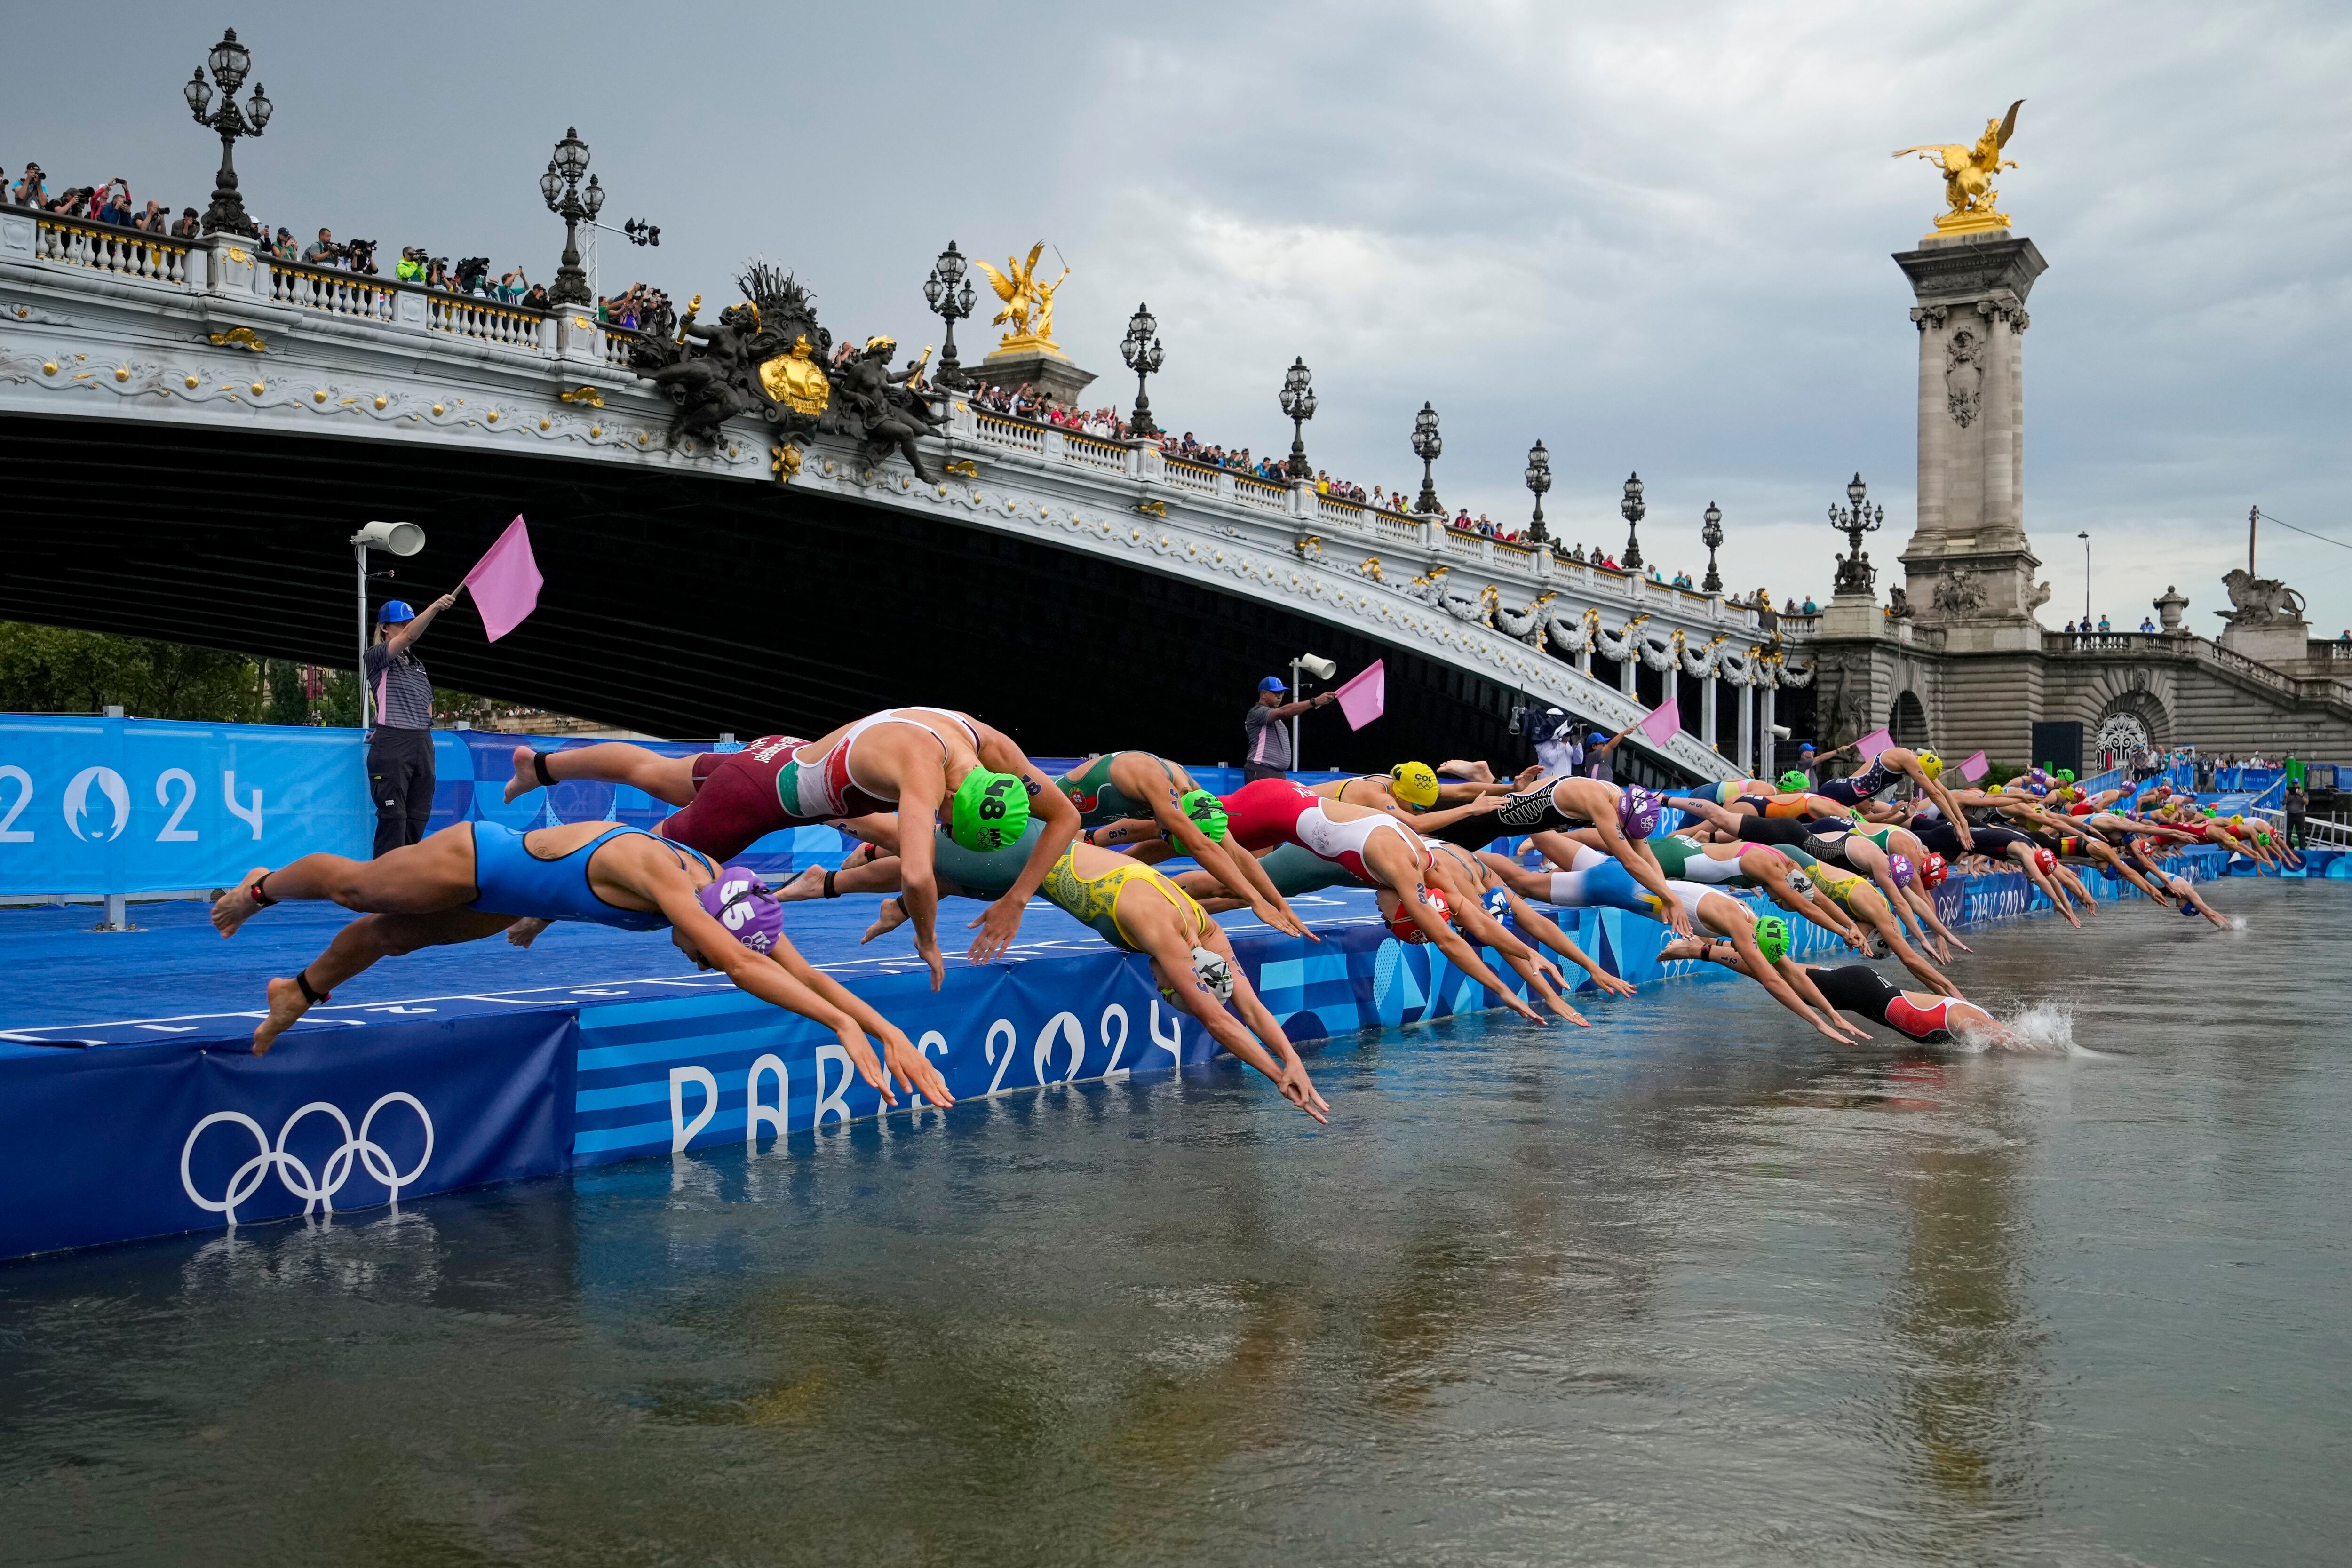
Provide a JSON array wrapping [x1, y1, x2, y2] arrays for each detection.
[[0, 622, 262, 722]]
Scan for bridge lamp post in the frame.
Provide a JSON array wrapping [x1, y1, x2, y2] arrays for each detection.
[[1119, 302, 1163, 435], [1290, 653, 1338, 771], [1701, 501, 1724, 594], [2078, 531, 2091, 623], [925, 243, 978, 390], [1411, 403, 1443, 515], [350, 521, 426, 731], [1619, 473, 1648, 571], [1829, 472, 1883, 595], [1279, 358, 1317, 480], [1524, 441, 1552, 545], [183, 30, 272, 238], [540, 127, 599, 308]]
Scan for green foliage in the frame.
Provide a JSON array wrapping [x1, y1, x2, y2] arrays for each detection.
[[1983, 761, 2029, 788], [0, 622, 265, 723]]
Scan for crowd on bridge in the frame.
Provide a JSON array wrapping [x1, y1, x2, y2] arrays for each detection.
[[12, 162, 198, 239]]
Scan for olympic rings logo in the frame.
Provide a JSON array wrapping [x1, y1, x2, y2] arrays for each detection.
[[179, 1094, 434, 1224]]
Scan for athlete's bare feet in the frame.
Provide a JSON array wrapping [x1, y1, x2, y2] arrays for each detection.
[[252, 974, 322, 1054], [506, 916, 552, 948], [778, 866, 830, 903], [503, 744, 545, 804], [211, 868, 272, 939], [861, 895, 911, 945]]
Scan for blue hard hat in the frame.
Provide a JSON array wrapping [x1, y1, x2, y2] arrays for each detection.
[[377, 599, 416, 624], [1258, 676, 1287, 692]]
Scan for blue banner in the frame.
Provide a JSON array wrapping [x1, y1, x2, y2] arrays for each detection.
[[0, 715, 372, 897], [0, 1011, 574, 1258]]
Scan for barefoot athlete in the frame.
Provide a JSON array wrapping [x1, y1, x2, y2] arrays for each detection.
[[1502, 843, 1864, 1044], [788, 819, 1330, 1122], [1430, 838, 1641, 1009], [1665, 795, 1946, 955], [1309, 762, 1520, 849], [1813, 745, 1974, 851], [1488, 774, 1695, 935], [207, 823, 950, 1108], [1054, 750, 1309, 936], [1659, 937, 2006, 1046], [503, 708, 1079, 979], [1599, 832, 1869, 949]]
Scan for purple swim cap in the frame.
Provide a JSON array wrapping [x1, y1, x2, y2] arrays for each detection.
[[1889, 852, 1915, 889], [1618, 784, 1661, 840], [696, 866, 784, 955]]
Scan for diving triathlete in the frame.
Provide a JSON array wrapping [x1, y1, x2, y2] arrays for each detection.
[[501, 708, 1078, 977], [805, 820, 1330, 1122], [207, 822, 947, 1108], [1605, 832, 1869, 949], [1049, 749, 1311, 936], [2121, 841, 2233, 929], [1660, 938, 2007, 1046], [1488, 775, 1693, 934], [1814, 745, 1974, 850], [1309, 761, 1517, 849]]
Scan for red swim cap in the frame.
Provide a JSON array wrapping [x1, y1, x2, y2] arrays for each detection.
[[1386, 883, 1453, 944], [1920, 852, 1949, 888], [2032, 846, 2058, 876]]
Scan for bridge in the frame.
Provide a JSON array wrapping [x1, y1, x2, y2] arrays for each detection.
[[0, 208, 1779, 781]]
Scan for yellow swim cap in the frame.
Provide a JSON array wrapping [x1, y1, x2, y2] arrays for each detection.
[[1390, 761, 1441, 809], [1917, 749, 1945, 780]]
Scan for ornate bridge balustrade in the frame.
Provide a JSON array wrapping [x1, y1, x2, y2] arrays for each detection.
[[0, 222, 1800, 780]]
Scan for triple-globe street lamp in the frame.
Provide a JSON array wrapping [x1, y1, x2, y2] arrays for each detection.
[[183, 29, 272, 237], [1411, 403, 1443, 515], [1524, 441, 1552, 545], [924, 242, 977, 390], [539, 127, 602, 308], [1701, 501, 1725, 593], [1279, 357, 1317, 479], [1829, 471, 1884, 595], [1120, 303, 1164, 435]]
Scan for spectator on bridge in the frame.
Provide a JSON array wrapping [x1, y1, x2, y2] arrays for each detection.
[[170, 207, 199, 239], [2098, 614, 2112, 633], [396, 247, 427, 283], [9, 163, 41, 207], [363, 592, 459, 858], [1243, 676, 1334, 783], [2140, 615, 2157, 633], [303, 227, 339, 266], [270, 227, 299, 261]]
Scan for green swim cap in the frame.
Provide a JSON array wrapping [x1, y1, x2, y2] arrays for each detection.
[[1754, 915, 1790, 965], [1778, 770, 1809, 792], [949, 769, 1030, 852], [1178, 788, 1229, 842], [2057, 769, 2076, 783]]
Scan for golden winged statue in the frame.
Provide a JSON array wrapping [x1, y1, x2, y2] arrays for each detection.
[[971, 241, 1071, 356], [1895, 99, 2024, 236]]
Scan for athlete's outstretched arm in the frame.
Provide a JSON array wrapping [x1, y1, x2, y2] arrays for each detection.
[[1371, 843, 1547, 1026], [1475, 854, 1637, 998], [968, 743, 1083, 964], [1433, 861, 1585, 1024], [1600, 822, 1696, 937], [1718, 914, 1856, 1044], [1855, 890, 1961, 996], [1142, 779, 1311, 939], [1144, 934, 1328, 1123], [1196, 921, 1328, 1119]]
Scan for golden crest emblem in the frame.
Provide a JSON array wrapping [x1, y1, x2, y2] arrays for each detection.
[[757, 334, 831, 417]]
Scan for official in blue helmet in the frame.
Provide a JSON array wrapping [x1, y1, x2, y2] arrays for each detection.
[[1244, 673, 1335, 783], [364, 588, 459, 857]]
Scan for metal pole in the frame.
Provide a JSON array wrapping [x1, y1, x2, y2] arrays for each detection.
[[1290, 658, 1303, 775], [357, 541, 371, 731], [2249, 503, 2258, 576]]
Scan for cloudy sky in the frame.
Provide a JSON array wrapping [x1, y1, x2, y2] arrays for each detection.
[[16, 1, 2351, 630]]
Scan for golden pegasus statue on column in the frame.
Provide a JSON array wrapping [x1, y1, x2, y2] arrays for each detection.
[[1895, 99, 2024, 237], [972, 241, 1071, 355]]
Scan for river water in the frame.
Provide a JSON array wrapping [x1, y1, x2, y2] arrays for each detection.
[[2, 879, 2345, 1566]]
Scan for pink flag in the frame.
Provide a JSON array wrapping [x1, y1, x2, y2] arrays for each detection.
[[1854, 726, 1894, 764], [462, 515, 543, 642], [1638, 697, 1681, 748], [1958, 750, 1988, 783], [1335, 660, 1386, 730]]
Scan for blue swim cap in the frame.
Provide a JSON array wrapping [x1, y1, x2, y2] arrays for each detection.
[[376, 599, 416, 624], [2179, 896, 2201, 916], [1482, 885, 1510, 920]]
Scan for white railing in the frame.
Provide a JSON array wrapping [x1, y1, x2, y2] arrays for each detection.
[[1232, 474, 1287, 510], [1060, 431, 1128, 474], [602, 324, 641, 369], [972, 411, 1045, 455], [427, 293, 547, 351], [1315, 493, 1366, 525], [33, 215, 194, 287], [1162, 458, 1221, 496], [1442, 528, 1488, 564], [1367, 509, 1422, 545], [267, 259, 398, 324]]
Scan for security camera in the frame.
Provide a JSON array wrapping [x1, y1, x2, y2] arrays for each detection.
[[352, 520, 426, 557], [1297, 653, 1338, 681]]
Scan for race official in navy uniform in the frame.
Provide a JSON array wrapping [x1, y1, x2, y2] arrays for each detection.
[[361, 593, 457, 857]]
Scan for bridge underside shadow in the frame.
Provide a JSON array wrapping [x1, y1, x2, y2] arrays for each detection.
[[3, 414, 1539, 770]]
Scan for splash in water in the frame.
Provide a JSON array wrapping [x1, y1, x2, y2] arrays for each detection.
[[1953, 999, 2080, 1055]]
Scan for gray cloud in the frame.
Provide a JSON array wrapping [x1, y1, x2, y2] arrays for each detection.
[[11, 0, 2348, 629]]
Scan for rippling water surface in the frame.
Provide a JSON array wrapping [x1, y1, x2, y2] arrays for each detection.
[[2, 880, 2347, 1566]]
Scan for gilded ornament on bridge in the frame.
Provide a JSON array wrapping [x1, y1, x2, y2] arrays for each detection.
[[1895, 99, 2023, 238], [207, 326, 267, 353], [973, 242, 1070, 357], [756, 335, 831, 417], [943, 459, 979, 479], [771, 443, 804, 484], [558, 385, 605, 408]]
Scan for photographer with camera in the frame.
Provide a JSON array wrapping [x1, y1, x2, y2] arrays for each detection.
[[302, 227, 340, 267]]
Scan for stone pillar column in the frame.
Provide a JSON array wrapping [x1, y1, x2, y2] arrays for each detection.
[[1759, 685, 1778, 776], [1701, 671, 1719, 751], [1619, 647, 1637, 698], [1737, 681, 1755, 777]]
